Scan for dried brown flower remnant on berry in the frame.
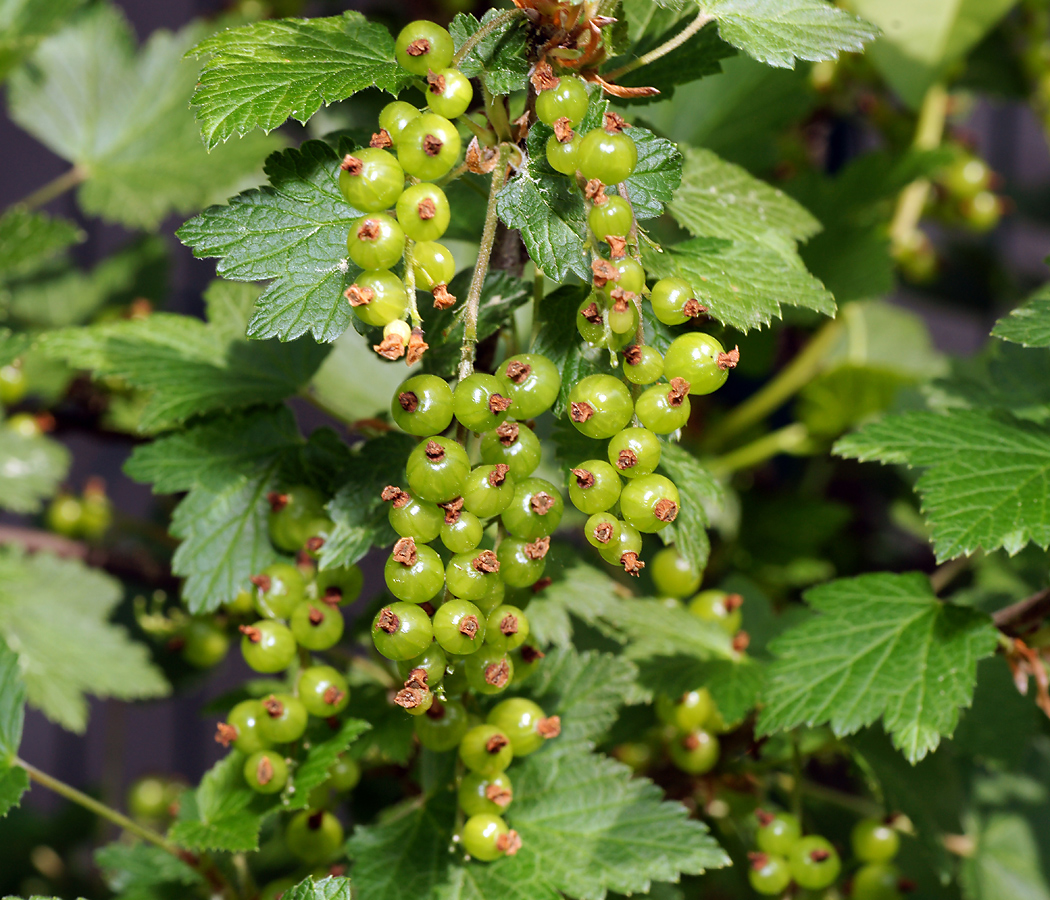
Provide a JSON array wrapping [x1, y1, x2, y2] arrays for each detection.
[[593, 521, 614, 543], [748, 852, 770, 870], [623, 345, 642, 366], [345, 284, 373, 307], [531, 60, 559, 91], [404, 668, 428, 691], [591, 257, 618, 288], [504, 360, 531, 383], [394, 685, 427, 709], [426, 70, 446, 94], [398, 391, 419, 412], [607, 235, 627, 258], [439, 497, 464, 524], [417, 197, 436, 220], [358, 219, 381, 241], [497, 831, 522, 855], [682, 732, 702, 751], [484, 660, 511, 688], [392, 537, 418, 566], [496, 422, 520, 445], [370, 129, 393, 149], [718, 346, 741, 370], [305, 535, 325, 553], [810, 848, 831, 862], [667, 377, 690, 406], [732, 631, 751, 653], [432, 283, 456, 309], [267, 491, 289, 512], [621, 551, 644, 575], [308, 605, 325, 626], [485, 733, 509, 754], [531, 576, 552, 593], [571, 467, 595, 489], [537, 716, 561, 738], [239, 624, 262, 643], [725, 593, 744, 612], [604, 111, 627, 134], [340, 154, 363, 175], [499, 614, 519, 636], [683, 298, 705, 318], [255, 755, 274, 785], [486, 783, 512, 807], [423, 133, 443, 157], [520, 645, 545, 663], [458, 615, 480, 638], [250, 573, 272, 593], [489, 393, 512, 414], [571, 400, 595, 423], [322, 586, 343, 607], [654, 498, 679, 523], [585, 178, 607, 203], [215, 723, 237, 747], [530, 492, 555, 515], [263, 695, 284, 717], [382, 485, 411, 508], [617, 448, 638, 471], [524, 536, 551, 560], [374, 333, 406, 360], [405, 38, 431, 57], [377, 607, 400, 634], [406, 328, 429, 365], [488, 464, 511, 486], [472, 550, 500, 573], [425, 440, 445, 461], [323, 685, 345, 707], [580, 301, 602, 324], [553, 116, 574, 142]]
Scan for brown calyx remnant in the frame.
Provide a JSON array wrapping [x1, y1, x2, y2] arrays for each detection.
[[530, 492, 555, 515], [215, 722, 238, 747], [667, 377, 690, 407], [432, 283, 456, 309], [530, 59, 559, 91], [580, 301, 602, 324], [267, 491, 289, 512], [425, 699, 446, 720], [308, 810, 326, 829], [607, 235, 627, 259], [623, 345, 642, 366], [263, 695, 285, 718], [809, 849, 831, 863], [458, 615, 480, 639], [524, 536, 551, 560], [593, 521, 614, 544], [357, 218, 381, 241], [255, 755, 275, 786], [496, 422, 520, 446], [617, 448, 638, 471], [484, 660, 511, 689], [520, 645, 545, 663], [377, 607, 400, 634], [610, 286, 635, 307], [417, 197, 437, 220], [584, 178, 607, 204], [682, 732, 702, 752], [572, 467, 596, 490], [322, 587, 343, 607], [398, 391, 419, 412], [370, 129, 393, 149], [239, 624, 262, 643], [653, 498, 678, 523], [755, 809, 776, 827], [591, 257, 619, 288], [406, 328, 429, 365], [683, 298, 706, 318], [439, 497, 464, 524], [718, 345, 741, 370], [382, 485, 411, 509], [570, 400, 595, 423], [308, 606, 325, 626], [323, 685, 345, 707], [604, 111, 627, 134], [552, 116, 575, 143], [499, 614, 519, 636], [732, 630, 751, 653], [748, 852, 770, 871], [374, 333, 406, 360], [250, 573, 272, 593], [425, 440, 446, 461], [489, 393, 513, 414], [488, 464, 511, 486], [345, 283, 373, 307], [504, 360, 532, 384], [898, 878, 917, 893], [392, 536, 418, 566], [426, 69, 447, 95], [725, 593, 744, 612], [404, 667, 428, 691], [465, 136, 499, 174], [532, 576, 552, 593], [405, 37, 431, 57], [537, 716, 561, 738], [496, 831, 522, 856], [423, 133, 443, 157], [472, 550, 500, 574], [340, 154, 363, 175], [621, 551, 645, 576], [486, 733, 509, 754], [420, 600, 437, 616], [486, 782, 512, 807], [394, 685, 428, 709]]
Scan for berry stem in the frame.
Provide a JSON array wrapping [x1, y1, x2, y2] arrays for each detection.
[[451, 8, 524, 68], [403, 237, 423, 329], [458, 144, 512, 381], [707, 423, 813, 476], [603, 11, 714, 82], [16, 164, 88, 211], [483, 86, 513, 143]]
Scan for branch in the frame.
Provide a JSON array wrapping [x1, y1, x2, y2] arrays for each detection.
[[603, 11, 713, 82], [993, 588, 1050, 635], [16, 165, 88, 211]]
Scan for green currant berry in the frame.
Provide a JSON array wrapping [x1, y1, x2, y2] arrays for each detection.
[[252, 562, 307, 619], [496, 353, 561, 419], [385, 537, 445, 603], [372, 601, 434, 660], [290, 601, 344, 651], [585, 511, 622, 550], [0, 363, 27, 405], [608, 426, 661, 478], [46, 494, 83, 537], [480, 421, 541, 479], [649, 277, 702, 326], [5, 412, 43, 438], [568, 459, 622, 514], [511, 644, 545, 682], [852, 818, 900, 863], [465, 646, 514, 695], [223, 700, 271, 754], [663, 333, 733, 395], [225, 588, 254, 616], [535, 74, 589, 126], [415, 697, 469, 750], [397, 642, 447, 687], [501, 477, 563, 540], [568, 374, 634, 439], [485, 604, 529, 652], [454, 373, 513, 432], [338, 148, 404, 213], [688, 590, 743, 635], [607, 290, 640, 335], [497, 536, 548, 587], [962, 190, 1001, 231], [412, 241, 456, 290], [395, 681, 434, 716], [391, 374, 454, 436], [475, 577, 505, 616], [589, 196, 634, 241], [598, 520, 643, 573], [462, 813, 518, 861], [406, 436, 471, 503], [244, 750, 288, 794], [487, 697, 557, 756], [748, 853, 792, 896], [181, 618, 230, 668], [79, 486, 113, 539], [396, 183, 451, 242], [620, 473, 680, 533], [599, 257, 645, 296], [788, 836, 841, 890], [315, 564, 364, 607], [656, 688, 714, 732], [458, 771, 513, 817], [462, 464, 516, 518], [378, 100, 420, 144], [578, 127, 637, 185], [127, 776, 171, 820], [427, 68, 473, 119], [347, 269, 409, 328], [852, 863, 903, 900], [258, 693, 308, 744], [577, 295, 610, 345], [240, 620, 297, 673], [328, 755, 361, 791], [298, 665, 350, 717], [398, 112, 461, 181], [942, 154, 992, 199], [446, 549, 502, 602], [668, 729, 719, 774], [634, 380, 691, 434], [285, 809, 344, 864], [441, 509, 484, 553], [459, 723, 514, 775], [348, 213, 405, 270], [622, 345, 664, 385], [546, 132, 581, 175], [650, 547, 701, 598], [386, 488, 445, 543], [395, 21, 454, 76], [433, 597, 487, 653], [755, 809, 802, 855]]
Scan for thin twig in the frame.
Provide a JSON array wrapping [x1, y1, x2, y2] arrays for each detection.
[[16, 166, 88, 211], [603, 11, 714, 82], [707, 423, 813, 477], [993, 587, 1050, 635], [451, 8, 524, 68]]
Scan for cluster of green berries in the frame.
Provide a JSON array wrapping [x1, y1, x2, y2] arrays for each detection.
[[45, 477, 113, 541]]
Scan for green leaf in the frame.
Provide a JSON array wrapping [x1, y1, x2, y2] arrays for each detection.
[[7, 6, 278, 229], [95, 842, 203, 898], [668, 147, 820, 243], [634, 655, 764, 724], [0, 330, 30, 368], [449, 10, 530, 96], [178, 140, 363, 343], [960, 813, 1050, 900], [0, 430, 70, 514], [171, 750, 266, 852], [0, 208, 81, 282], [343, 682, 416, 765], [657, 442, 722, 574], [286, 718, 370, 810], [696, 0, 878, 68], [525, 552, 626, 649], [836, 409, 1050, 560], [284, 877, 353, 900], [797, 366, 910, 438], [0, 0, 84, 81], [0, 763, 29, 818], [758, 572, 999, 762], [616, 126, 683, 220], [992, 286, 1050, 348], [189, 12, 409, 149], [646, 235, 834, 333], [932, 342, 1050, 425], [0, 641, 25, 764], [0, 548, 169, 732]]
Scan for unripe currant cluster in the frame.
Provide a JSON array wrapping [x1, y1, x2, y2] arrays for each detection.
[[45, 476, 113, 541]]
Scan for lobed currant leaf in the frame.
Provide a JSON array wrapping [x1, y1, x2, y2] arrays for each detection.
[[0, 762, 29, 819], [0, 430, 70, 514], [615, 126, 683, 221], [634, 655, 764, 725], [0, 208, 82, 282], [285, 718, 371, 811], [656, 442, 723, 575], [0, 0, 84, 81], [449, 10, 530, 96], [0, 639, 26, 765], [992, 284, 1050, 348], [170, 750, 268, 852], [95, 842, 204, 895]]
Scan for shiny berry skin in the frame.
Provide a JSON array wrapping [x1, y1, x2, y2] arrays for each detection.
[[465, 647, 514, 695], [454, 374, 513, 432], [46, 494, 83, 537], [663, 333, 730, 395], [378, 100, 420, 144], [546, 132, 581, 175], [462, 813, 515, 861], [598, 520, 642, 567], [459, 724, 514, 775], [788, 836, 841, 890], [396, 183, 451, 242], [607, 293, 639, 335], [650, 547, 701, 598], [241, 620, 296, 673], [568, 374, 634, 439], [372, 601, 434, 660], [669, 729, 719, 774], [748, 853, 792, 896], [415, 697, 470, 750], [609, 257, 646, 294], [0, 363, 27, 405], [487, 697, 553, 756], [412, 241, 456, 290], [501, 477, 563, 540], [496, 353, 561, 418], [243, 750, 288, 794], [535, 75, 589, 126], [620, 474, 680, 533], [480, 421, 542, 479], [298, 665, 350, 717], [497, 536, 548, 587], [328, 755, 361, 791], [181, 618, 230, 668], [688, 590, 743, 634], [348, 269, 408, 327], [441, 511, 484, 553], [384, 539, 445, 603], [338, 148, 404, 212], [589, 196, 634, 241], [962, 190, 1001, 231], [458, 771, 513, 817], [486, 604, 529, 653], [585, 511, 622, 550], [258, 693, 308, 744], [348, 213, 405, 270], [575, 296, 632, 349], [290, 601, 344, 651], [649, 277, 699, 326], [267, 486, 327, 553], [251, 562, 305, 619], [852, 818, 900, 863], [388, 491, 445, 543], [427, 68, 473, 118], [578, 128, 637, 185], [608, 426, 661, 478], [127, 776, 173, 820], [475, 578, 505, 616], [396, 21, 454, 75], [462, 465, 516, 518], [398, 113, 461, 181], [634, 382, 691, 434], [657, 690, 713, 733], [397, 642, 447, 687], [568, 459, 622, 514], [433, 597, 486, 653], [623, 346, 664, 385], [225, 588, 255, 616], [225, 700, 271, 754], [447, 550, 502, 602], [942, 154, 992, 199], [391, 374, 454, 436], [852, 863, 903, 900], [285, 809, 345, 864], [315, 564, 364, 606], [406, 436, 471, 503]]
